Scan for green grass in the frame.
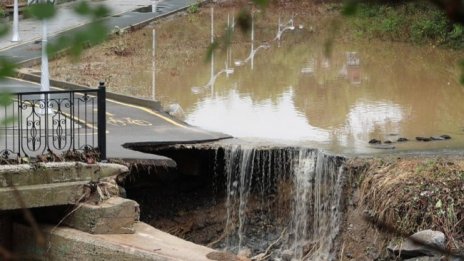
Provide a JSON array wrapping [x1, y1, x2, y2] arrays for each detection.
[[187, 3, 199, 14], [347, 2, 464, 49]]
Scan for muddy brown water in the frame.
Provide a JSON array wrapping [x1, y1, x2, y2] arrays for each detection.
[[48, 6, 464, 154], [136, 9, 464, 154]]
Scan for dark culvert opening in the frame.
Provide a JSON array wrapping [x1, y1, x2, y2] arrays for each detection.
[[121, 142, 347, 260]]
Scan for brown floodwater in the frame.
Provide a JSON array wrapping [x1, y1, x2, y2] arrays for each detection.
[[49, 6, 464, 155]]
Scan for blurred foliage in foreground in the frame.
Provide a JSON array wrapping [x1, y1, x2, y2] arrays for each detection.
[[0, 1, 110, 81]]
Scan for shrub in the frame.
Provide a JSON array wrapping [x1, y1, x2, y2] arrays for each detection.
[[348, 2, 464, 48], [187, 3, 199, 14]]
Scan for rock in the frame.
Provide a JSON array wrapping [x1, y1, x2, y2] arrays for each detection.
[[416, 137, 432, 142], [63, 196, 140, 234], [165, 103, 185, 120], [440, 134, 451, 140], [388, 230, 446, 259], [369, 139, 381, 144], [398, 137, 409, 142], [238, 248, 252, 258], [384, 140, 393, 144]]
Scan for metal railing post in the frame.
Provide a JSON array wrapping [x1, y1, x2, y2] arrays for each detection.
[[97, 82, 107, 161]]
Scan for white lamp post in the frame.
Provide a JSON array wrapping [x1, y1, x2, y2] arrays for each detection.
[[275, 15, 295, 47], [40, 19, 50, 93], [152, 29, 156, 101], [210, 7, 214, 85], [225, 13, 234, 77], [251, 12, 255, 69], [11, 0, 20, 42], [40, 1, 51, 115]]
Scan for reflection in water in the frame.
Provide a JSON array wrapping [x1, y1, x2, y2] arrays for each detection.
[[234, 12, 270, 70], [188, 88, 329, 141], [149, 9, 464, 154], [339, 52, 362, 85], [342, 101, 404, 152], [274, 15, 295, 47], [192, 8, 235, 95]]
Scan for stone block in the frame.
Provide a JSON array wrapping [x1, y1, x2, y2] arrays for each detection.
[[64, 197, 139, 234], [0, 162, 129, 210], [13, 222, 216, 261], [388, 230, 446, 259]]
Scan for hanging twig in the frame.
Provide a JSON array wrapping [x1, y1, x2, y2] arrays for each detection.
[[251, 227, 287, 260]]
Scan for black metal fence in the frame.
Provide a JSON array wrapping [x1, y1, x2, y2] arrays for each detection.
[[0, 84, 106, 161]]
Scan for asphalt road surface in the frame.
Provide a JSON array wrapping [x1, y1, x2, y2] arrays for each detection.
[[0, 78, 231, 160]]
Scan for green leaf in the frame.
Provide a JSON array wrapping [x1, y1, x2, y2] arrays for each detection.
[[92, 5, 110, 19], [435, 199, 442, 209], [0, 59, 16, 79], [74, 1, 91, 16], [252, 0, 268, 8], [0, 92, 12, 106], [47, 21, 108, 59], [460, 60, 464, 85], [205, 41, 219, 62], [0, 23, 9, 37], [342, 0, 358, 16], [26, 3, 56, 19], [1, 116, 15, 127], [85, 23, 108, 44]]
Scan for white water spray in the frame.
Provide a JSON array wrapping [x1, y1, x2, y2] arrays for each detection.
[[221, 145, 345, 260]]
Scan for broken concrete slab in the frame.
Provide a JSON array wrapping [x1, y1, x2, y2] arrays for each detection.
[[0, 181, 88, 210], [64, 197, 139, 234], [0, 162, 128, 187], [0, 162, 129, 210], [13, 222, 221, 261]]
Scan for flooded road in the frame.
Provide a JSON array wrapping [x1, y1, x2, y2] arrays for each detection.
[[155, 10, 464, 154], [49, 6, 464, 154]]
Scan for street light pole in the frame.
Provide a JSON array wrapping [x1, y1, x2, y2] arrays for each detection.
[[39, 1, 51, 115], [11, 0, 20, 42], [152, 28, 156, 101], [251, 12, 254, 70], [210, 7, 214, 95], [41, 18, 50, 93]]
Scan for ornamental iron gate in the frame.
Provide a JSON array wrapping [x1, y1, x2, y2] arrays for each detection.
[[0, 84, 106, 161]]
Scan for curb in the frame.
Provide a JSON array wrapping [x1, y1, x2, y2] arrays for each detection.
[[16, 71, 162, 111]]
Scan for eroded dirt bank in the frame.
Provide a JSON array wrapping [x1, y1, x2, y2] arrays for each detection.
[[121, 143, 464, 260], [340, 157, 464, 260]]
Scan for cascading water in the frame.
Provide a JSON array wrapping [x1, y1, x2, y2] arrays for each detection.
[[219, 145, 345, 260]]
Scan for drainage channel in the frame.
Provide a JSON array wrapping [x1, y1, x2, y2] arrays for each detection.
[[121, 142, 347, 260]]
